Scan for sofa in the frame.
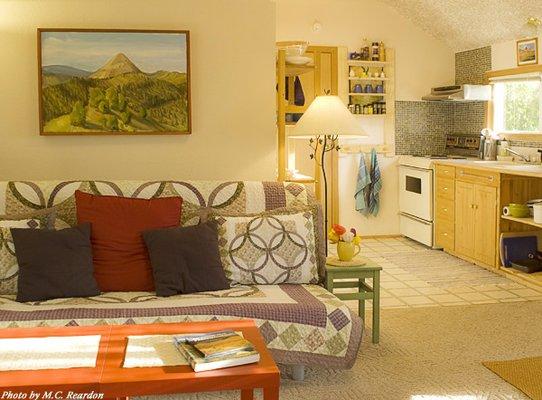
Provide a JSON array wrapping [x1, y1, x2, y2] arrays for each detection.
[[0, 180, 362, 371]]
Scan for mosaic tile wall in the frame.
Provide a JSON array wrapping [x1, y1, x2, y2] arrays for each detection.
[[451, 102, 487, 135], [455, 47, 491, 85], [395, 101, 451, 155], [395, 100, 487, 155], [395, 46, 500, 155], [508, 140, 542, 148]]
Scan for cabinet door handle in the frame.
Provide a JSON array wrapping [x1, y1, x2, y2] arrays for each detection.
[[443, 208, 448, 212]]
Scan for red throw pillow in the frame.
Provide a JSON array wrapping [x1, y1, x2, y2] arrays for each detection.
[[75, 190, 182, 292]]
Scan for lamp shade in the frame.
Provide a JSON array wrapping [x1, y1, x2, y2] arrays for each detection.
[[289, 95, 367, 138]]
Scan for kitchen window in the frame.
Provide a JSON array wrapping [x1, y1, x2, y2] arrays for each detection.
[[492, 76, 542, 134]]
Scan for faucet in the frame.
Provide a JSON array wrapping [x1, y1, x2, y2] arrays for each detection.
[[505, 148, 530, 162]]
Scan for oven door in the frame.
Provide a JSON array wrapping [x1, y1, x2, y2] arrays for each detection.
[[398, 166, 433, 222]]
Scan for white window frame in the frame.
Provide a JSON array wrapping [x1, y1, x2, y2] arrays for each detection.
[[490, 73, 542, 137]]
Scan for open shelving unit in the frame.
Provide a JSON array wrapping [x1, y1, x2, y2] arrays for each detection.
[[498, 174, 542, 288], [343, 49, 395, 156], [501, 215, 542, 229]]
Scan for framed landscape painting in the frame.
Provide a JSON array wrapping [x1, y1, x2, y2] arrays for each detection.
[[516, 37, 538, 66], [38, 29, 191, 135]]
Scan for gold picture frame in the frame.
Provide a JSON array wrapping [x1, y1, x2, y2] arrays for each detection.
[[517, 37, 538, 66], [38, 29, 191, 136]]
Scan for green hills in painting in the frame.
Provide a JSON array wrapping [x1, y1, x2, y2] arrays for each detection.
[[41, 53, 189, 133]]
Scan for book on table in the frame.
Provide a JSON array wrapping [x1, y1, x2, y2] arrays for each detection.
[[173, 330, 260, 372]]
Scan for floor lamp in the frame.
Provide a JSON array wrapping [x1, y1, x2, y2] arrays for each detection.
[[288, 95, 367, 254]]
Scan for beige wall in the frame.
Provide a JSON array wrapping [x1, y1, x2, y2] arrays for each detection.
[[492, 35, 542, 70], [0, 0, 277, 181], [276, 0, 455, 236], [276, 0, 455, 101]]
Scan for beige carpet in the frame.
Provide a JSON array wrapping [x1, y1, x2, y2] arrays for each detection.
[[139, 301, 542, 400], [483, 357, 542, 400]]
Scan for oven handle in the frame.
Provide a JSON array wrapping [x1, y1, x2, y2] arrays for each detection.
[[399, 165, 434, 173], [399, 212, 432, 225]]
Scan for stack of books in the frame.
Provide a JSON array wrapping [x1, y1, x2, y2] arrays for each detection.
[[173, 329, 260, 372]]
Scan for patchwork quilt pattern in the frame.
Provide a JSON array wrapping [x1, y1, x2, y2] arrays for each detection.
[[0, 284, 362, 368], [0, 180, 359, 368], [0, 180, 313, 228], [214, 209, 320, 285]]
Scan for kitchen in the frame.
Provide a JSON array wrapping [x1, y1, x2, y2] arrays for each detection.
[[398, 45, 542, 290]]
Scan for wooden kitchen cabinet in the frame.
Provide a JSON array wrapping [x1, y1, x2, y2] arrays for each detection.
[[473, 185, 497, 265], [454, 180, 475, 257], [435, 165, 456, 251], [454, 180, 497, 266], [433, 160, 542, 288], [434, 165, 498, 268]]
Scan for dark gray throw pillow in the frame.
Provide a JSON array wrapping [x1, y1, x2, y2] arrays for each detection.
[[11, 223, 100, 302], [143, 221, 230, 296]]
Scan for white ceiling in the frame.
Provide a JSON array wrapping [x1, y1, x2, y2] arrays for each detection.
[[379, 0, 542, 51]]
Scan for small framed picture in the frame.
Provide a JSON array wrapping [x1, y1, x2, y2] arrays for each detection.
[[517, 37, 538, 66]]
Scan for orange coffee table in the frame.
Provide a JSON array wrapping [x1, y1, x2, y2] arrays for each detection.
[[0, 320, 280, 400]]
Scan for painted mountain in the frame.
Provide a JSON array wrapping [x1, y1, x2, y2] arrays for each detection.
[[39, 31, 190, 134]]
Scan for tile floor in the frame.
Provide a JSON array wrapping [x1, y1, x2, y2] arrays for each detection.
[[336, 237, 542, 310]]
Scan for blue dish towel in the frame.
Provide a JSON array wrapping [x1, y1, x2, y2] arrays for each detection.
[[367, 148, 382, 216], [354, 153, 371, 215]]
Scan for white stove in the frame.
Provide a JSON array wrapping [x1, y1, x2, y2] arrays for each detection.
[[397, 134, 479, 247]]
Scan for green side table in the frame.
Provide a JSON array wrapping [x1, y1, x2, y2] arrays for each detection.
[[325, 257, 382, 344]]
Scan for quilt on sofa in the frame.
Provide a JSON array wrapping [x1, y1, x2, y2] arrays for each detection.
[[0, 180, 361, 369], [0, 284, 361, 368]]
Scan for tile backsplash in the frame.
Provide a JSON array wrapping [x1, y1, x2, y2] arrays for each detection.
[[395, 101, 450, 155], [395, 101, 486, 155], [395, 45, 541, 155], [450, 102, 486, 135]]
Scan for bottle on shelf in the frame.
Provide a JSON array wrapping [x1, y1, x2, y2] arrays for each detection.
[[378, 42, 386, 62], [361, 38, 370, 61]]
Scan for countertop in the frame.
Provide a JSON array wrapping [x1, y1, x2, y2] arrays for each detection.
[[432, 159, 542, 178]]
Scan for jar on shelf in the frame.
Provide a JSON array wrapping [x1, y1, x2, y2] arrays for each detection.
[[371, 42, 379, 61], [354, 104, 361, 114]]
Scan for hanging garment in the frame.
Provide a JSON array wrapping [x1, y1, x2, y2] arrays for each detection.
[[294, 76, 305, 106], [354, 153, 371, 215], [367, 148, 382, 216]]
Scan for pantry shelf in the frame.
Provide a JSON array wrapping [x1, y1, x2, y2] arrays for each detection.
[[348, 93, 387, 97], [501, 215, 542, 229], [348, 77, 389, 81], [348, 60, 391, 67]]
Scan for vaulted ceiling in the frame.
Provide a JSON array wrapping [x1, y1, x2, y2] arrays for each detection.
[[380, 0, 542, 51]]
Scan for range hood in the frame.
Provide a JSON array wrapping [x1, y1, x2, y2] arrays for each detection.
[[422, 84, 491, 102]]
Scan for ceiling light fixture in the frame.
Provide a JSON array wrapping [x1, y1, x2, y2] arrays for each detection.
[[527, 16, 541, 28]]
